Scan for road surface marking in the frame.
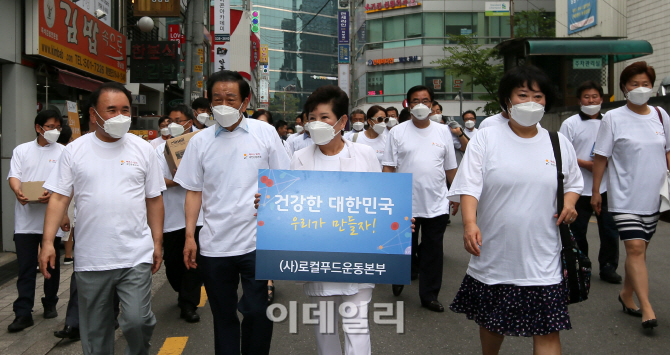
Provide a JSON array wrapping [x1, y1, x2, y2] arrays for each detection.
[[157, 337, 188, 355], [198, 286, 208, 307]]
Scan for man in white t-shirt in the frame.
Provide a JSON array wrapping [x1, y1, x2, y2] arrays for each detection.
[[462, 110, 478, 138], [559, 81, 621, 283], [162, 105, 205, 322], [174, 70, 290, 354], [40, 82, 166, 354], [151, 116, 172, 149], [382, 85, 459, 313], [285, 128, 314, 157], [343, 109, 366, 141], [6, 110, 66, 332]]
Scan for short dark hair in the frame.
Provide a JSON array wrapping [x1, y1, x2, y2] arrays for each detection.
[[398, 108, 411, 123], [191, 97, 210, 111], [432, 101, 443, 112], [620, 61, 656, 94], [304, 85, 349, 120], [88, 82, 132, 111], [34, 110, 63, 136], [207, 70, 250, 103], [158, 116, 171, 126], [576, 81, 604, 98], [498, 65, 555, 112], [57, 125, 72, 145], [350, 109, 365, 117], [407, 85, 434, 103], [462, 110, 477, 120], [386, 106, 399, 116], [169, 104, 195, 121], [366, 105, 386, 120], [287, 126, 295, 132], [274, 119, 287, 129], [251, 109, 273, 124]]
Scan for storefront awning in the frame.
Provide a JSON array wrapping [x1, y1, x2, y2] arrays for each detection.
[[525, 40, 653, 63], [57, 69, 103, 92]]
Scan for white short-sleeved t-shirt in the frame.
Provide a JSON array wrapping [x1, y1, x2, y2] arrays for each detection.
[[349, 131, 386, 168], [155, 143, 203, 233], [382, 121, 458, 218], [559, 113, 607, 197], [7, 140, 65, 236], [44, 133, 166, 272], [151, 136, 168, 149], [447, 124, 583, 286], [594, 105, 670, 214], [173, 118, 291, 257], [464, 127, 478, 138], [343, 130, 363, 141], [286, 132, 314, 156]]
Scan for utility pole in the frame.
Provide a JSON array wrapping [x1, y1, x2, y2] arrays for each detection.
[[510, 0, 515, 38], [184, 0, 204, 105]]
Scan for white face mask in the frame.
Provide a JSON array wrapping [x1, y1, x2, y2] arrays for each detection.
[[410, 103, 431, 120], [95, 109, 131, 139], [196, 112, 215, 127], [308, 117, 343, 145], [295, 125, 304, 134], [509, 101, 545, 127], [160, 127, 170, 136], [41, 127, 61, 144], [581, 104, 601, 116], [168, 122, 185, 137], [464, 120, 476, 129], [626, 87, 653, 105], [212, 102, 244, 128], [352, 121, 365, 131], [372, 121, 387, 135], [429, 114, 442, 123], [386, 117, 399, 128]]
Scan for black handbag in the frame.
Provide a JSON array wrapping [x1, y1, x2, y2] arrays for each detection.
[[549, 132, 592, 304]]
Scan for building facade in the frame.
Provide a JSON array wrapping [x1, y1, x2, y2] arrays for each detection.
[[351, 0, 555, 118]]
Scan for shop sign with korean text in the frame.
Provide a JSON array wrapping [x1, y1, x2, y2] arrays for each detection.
[[25, 0, 127, 83], [130, 41, 179, 83], [256, 169, 413, 285]]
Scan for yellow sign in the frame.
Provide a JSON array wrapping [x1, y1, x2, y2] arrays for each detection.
[[260, 45, 269, 64], [197, 48, 204, 56], [128, 130, 150, 141], [66, 101, 81, 139], [199, 55, 204, 64], [194, 65, 203, 73], [133, 0, 181, 17], [197, 81, 203, 88]]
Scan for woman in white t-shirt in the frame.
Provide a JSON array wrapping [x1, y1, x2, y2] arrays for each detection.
[[447, 66, 582, 355], [290, 85, 381, 355], [349, 105, 387, 168], [592, 62, 670, 330]]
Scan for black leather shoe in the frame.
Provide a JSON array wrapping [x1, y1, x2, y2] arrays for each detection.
[[421, 300, 445, 312], [600, 270, 622, 284], [392, 285, 404, 296], [180, 309, 201, 323], [7, 316, 34, 332], [54, 325, 80, 340], [43, 304, 58, 319], [642, 319, 658, 329], [618, 295, 642, 317]]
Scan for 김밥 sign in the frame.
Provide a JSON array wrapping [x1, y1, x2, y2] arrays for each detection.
[[25, 0, 127, 83], [256, 169, 413, 285]]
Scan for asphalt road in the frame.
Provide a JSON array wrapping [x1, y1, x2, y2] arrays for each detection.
[[111, 216, 670, 355]]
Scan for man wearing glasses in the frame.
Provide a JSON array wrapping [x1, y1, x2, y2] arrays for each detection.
[[382, 86, 459, 312], [7, 110, 66, 332]]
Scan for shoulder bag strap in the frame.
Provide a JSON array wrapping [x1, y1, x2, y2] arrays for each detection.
[[353, 132, 359, 142], [549, 132, 575, 250]]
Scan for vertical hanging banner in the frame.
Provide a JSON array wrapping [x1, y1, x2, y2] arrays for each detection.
[[66, 101, 81, 139], [260, 78, 269, 104], [338, 64, 350, 98], [259, 44, 269, 64], [338, 11, 349, 44], [214, 0, 230, 42], [250, 33, 260, 70], [214, 43, 230, 71], [568, 0, 597, 34]]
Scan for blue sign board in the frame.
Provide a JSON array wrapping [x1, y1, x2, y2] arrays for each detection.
[[256, 169, 413, 285], [338, 45, 350, 63], [568, 0, 597, 34], [338, 11, 349, 44]]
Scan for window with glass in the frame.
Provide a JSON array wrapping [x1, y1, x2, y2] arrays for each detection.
[[423, 13, 444, 44], [383, 16, 405, 48]]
